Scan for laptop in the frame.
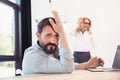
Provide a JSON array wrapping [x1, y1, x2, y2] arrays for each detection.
[[88, 45, 120, 72]]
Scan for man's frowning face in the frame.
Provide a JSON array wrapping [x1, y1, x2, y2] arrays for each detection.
[[37, 25, 59, 54]]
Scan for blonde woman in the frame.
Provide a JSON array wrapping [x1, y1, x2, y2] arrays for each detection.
[[73, 17, 95, 63]]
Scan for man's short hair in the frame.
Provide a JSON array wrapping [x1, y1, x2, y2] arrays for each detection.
[[37, 17, 56, 33]]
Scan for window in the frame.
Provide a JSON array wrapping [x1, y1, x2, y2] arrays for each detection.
[[0, 2, 14, 56], [0, 61, 15, 78], [0, 0, 20, 77], [8, 0, 16, 3], [0, 0, 32, 77]]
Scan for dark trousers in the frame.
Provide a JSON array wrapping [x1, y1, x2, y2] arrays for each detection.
[[73, 51, 91, 63]]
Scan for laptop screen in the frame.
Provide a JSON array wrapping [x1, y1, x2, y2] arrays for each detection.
[[112, 45, 120, 69]]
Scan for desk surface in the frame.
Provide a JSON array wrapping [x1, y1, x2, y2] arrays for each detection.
[[1, 70, 120, 80]]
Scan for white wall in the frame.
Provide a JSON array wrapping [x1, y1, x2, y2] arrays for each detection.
[[31, 0, 120, 67]]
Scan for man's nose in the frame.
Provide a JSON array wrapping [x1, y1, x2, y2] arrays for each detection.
[[50, 37, 57, 43]]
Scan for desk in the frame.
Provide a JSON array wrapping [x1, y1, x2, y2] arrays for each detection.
[[1, 70, 120, 80]]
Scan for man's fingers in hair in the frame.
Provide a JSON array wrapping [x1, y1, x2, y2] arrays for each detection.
[[49, 18, 58, 32], [49, 18, 56, 27], [52, 10, 61, 23]]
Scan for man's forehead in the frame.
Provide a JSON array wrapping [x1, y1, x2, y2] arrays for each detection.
[[42, 25, 56, 35], [42, 25, 53, 31]]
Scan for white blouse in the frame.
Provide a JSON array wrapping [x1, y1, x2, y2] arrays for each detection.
[[73, 31, 95, 52]]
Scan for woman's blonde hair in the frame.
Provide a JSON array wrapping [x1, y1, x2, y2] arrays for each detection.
[[76, 17, 92, 33]]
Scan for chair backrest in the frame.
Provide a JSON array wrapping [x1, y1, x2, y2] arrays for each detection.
[[112, 45, 120, 69]]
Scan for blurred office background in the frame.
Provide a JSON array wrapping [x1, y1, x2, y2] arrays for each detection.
[[0, 0, 120, 78], [31, 0, 120, 67]]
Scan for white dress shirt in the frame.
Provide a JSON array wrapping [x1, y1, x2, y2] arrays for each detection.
[[73, 31, 95, 52]]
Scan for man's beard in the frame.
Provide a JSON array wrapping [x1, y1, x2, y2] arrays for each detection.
[[44, 43, 58, 54]]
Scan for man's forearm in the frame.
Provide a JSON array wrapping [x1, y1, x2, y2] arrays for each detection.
[[75, 62, 89, 70], [59, 32, 71, 53]]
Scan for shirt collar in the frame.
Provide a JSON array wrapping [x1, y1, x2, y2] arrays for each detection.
[[35, 40, 44, 51]]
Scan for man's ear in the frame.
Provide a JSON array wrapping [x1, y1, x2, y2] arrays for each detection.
[[36, 32, 41, 38]]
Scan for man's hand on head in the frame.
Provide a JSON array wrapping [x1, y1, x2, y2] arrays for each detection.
[[49, 10, 64, 36]]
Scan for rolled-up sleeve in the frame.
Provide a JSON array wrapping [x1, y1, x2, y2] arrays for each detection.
[[47, 48, 74, 73]]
